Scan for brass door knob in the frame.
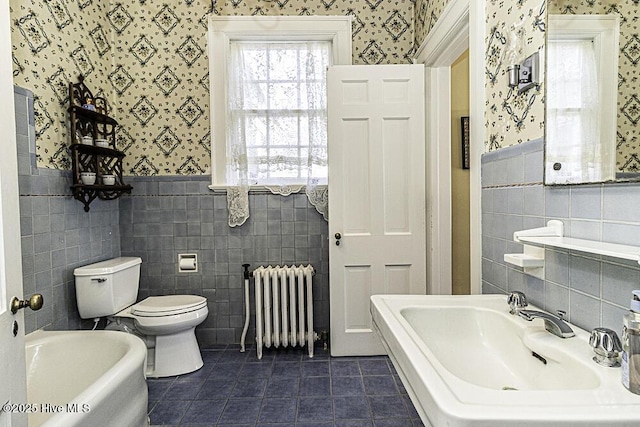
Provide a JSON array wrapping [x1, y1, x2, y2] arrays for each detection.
[[11, 294, 44, 314]]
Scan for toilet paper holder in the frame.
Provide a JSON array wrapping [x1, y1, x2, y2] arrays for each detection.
[[178, 253, 198, 273]]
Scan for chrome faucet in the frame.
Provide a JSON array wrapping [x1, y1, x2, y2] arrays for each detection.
[[507, 291, 528, 314], [518, 309, 575, 338]]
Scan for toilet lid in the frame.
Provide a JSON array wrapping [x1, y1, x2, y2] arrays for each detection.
[[132, 295, 207, 317]]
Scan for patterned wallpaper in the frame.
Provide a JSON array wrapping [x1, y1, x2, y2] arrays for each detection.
[[10, 0, 417, 175], [413, 0, 451, 47], [10, 0, 113, 170], [484, 0, 547, 151], [550, 0, 640, 173]]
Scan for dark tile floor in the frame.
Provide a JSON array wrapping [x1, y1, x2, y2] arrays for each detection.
[[148, 345, 424, 426]]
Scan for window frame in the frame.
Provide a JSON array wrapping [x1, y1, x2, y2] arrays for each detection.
[[208, 16, 352, 188]]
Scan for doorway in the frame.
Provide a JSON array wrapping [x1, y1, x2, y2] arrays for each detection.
[[416, 0, 484, 295], [451, 49, 470, 295]]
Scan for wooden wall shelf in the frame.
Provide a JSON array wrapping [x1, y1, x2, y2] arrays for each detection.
[[68, 76, 132, 211]]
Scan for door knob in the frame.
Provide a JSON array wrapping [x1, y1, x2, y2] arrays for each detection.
[[335, 233, 342, 246], [11, 294, 44, 314]]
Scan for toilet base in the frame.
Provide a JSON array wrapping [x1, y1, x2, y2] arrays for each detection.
[[147, 328, 204, 378]]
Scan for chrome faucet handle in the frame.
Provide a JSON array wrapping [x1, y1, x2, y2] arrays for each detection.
[[589, 327, 622, 367], [507, 291, 528, 314]]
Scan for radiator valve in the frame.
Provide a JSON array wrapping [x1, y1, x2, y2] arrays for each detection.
[[320, 329, 329, 351]]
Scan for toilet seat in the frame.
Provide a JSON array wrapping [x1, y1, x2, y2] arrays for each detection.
[[131, 295, 207, 317]]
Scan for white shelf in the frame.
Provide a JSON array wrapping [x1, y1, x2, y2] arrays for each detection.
[[516, 236, 640, 264], [504, 253, 545, 268]]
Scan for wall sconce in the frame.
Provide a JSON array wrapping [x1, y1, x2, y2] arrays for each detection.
[[508, 52, 540, 94], [507, 64, 520, 89]]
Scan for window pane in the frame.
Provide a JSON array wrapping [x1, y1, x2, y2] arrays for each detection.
[[241, 82, 267, 109], [269, 47, 300, 81], [245, 115, 267, 147], [269, 115, 300, 147], [241, 47, 268, 80], [268, 82, 299, 110], [228, 41, 330, 185]]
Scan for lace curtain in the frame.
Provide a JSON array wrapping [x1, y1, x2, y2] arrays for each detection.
[[226, 41, 330, 226], [546, 40, 603, 184]]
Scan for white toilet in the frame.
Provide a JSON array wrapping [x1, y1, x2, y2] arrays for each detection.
[[74, 257, 208, 378]]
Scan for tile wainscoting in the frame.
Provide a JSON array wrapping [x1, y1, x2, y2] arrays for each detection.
[[120, 177, 330, 345], [481, 139, 640, 333], [15, 86, 121, 334]]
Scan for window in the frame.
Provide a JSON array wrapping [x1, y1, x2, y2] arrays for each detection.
[[208, 16, 352, 187], [228, 41, 330, 185], [208, 16, 352, 225]]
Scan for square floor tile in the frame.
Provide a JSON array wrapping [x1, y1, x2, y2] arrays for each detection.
[[195, 378, 235, 399], [258, 398, 297, 423], [368, 395, 409, 419], [218, 398, 261, 424], [363, 375, 398, 395], [175, 365, 213, 382], [297, 397, 333, 422], [272, 361, 301, 376], [332, 376, 365, 396], [273, 348, 303, 361], [358, 359, 391, 376], [402, 395, 421, 420], [331, 360, 361, 376], [147, 379, 173, 401], [301, 360, 330, 377], [201, 350, 223, 363], [179, 399, 226, 424], [208, 362, 244, 379], [265, 377, 300, 397], [217, 349, 249, 363], [300, 376, 331, 396], [230, 378, 267, 398], [163, 380, 204, 400], [149, 399, 190, 425], [334, 396, 371, 420], [239, 361, 274, 378], [393, 375, 408, 395]]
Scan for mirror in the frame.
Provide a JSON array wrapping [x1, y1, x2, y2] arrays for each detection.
[[545, 0, 640, 185]]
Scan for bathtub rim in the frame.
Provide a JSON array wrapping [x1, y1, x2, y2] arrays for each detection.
[[25, 329, 148, 427]]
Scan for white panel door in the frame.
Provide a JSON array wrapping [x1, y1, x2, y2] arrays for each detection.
[[0, 2, 28, 426], [328, 64, 426, 356]]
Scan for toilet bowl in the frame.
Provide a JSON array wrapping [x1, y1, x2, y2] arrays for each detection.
[[108, 295, 208, 377], [74, 257, 209, 378]]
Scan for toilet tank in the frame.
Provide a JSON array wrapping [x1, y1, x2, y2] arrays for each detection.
[[74, 257, 142, 319]]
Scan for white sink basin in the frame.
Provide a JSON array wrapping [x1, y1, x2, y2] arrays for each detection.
[[401, 306, 599, 391], [371, 294, 640, 426]]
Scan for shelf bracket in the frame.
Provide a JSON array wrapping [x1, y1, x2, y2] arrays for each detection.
[[504, 245, 545, 280], [505, 220, 563, 280], [72, 188, 99, 212]]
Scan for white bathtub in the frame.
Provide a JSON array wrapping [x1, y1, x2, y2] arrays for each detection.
[[371, 294, 640, 426], [25, 330, 148, 427]]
